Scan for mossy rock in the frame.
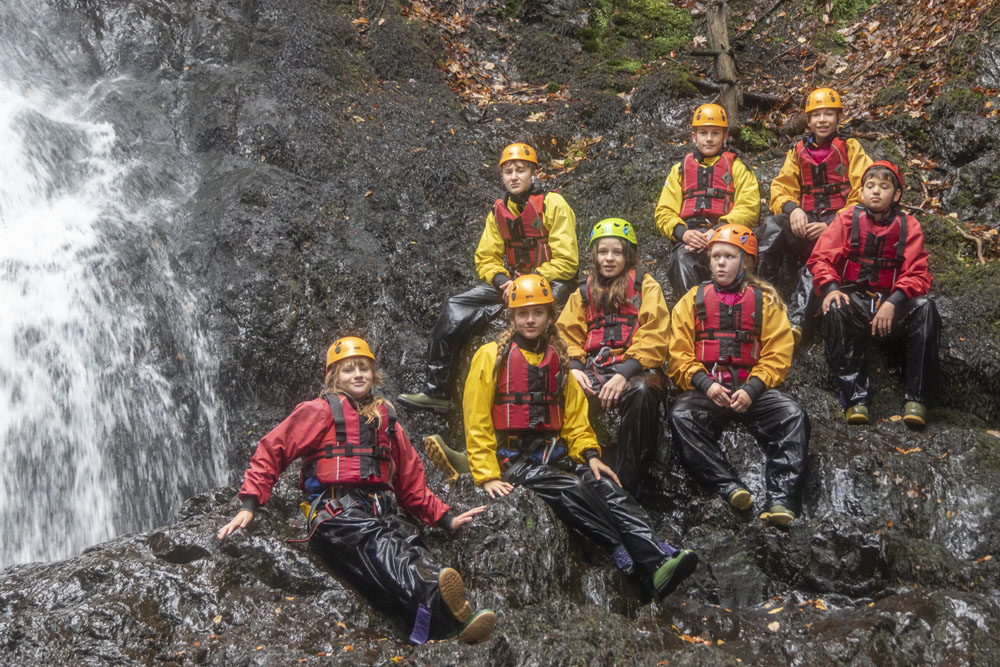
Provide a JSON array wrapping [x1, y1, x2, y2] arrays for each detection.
[[737, 123, 777, 152], [929, 88, 987, 120]]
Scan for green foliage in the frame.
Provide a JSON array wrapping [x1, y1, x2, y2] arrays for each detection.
[[609, 58, 643, 74], [929, 88, 987, 120], [872, 82, 908, 108], [580, 0, 691, 59], [804, 0, 875, 21], [811, 26, 847, 53], [546, 81, 562, 94], [738, 124, 777, 152]]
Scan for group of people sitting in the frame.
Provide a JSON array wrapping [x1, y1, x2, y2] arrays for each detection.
[[217, 88, 941, 645]]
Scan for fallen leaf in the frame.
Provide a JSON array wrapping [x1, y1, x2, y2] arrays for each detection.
[[797, 36, 807, 43], [768, 621, 780, 632], [975, 555, 992, 563], [213, 615, 222, 624], [768, 607, 784, 614]]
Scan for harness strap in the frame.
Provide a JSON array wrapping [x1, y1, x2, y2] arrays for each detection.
[[494, 391, 560, 405], [325, 395, 347, 444]]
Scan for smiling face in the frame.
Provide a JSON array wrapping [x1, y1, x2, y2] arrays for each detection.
[[709, 242, 746, 288], [512, 304, 551, 341], [500, 159, 535, 196], [806, 108, 839, 143], [335, 357, 374, 400], [595, 237, 627, 279], [691, 126, 728, 157], [861, 172, 902, 214]]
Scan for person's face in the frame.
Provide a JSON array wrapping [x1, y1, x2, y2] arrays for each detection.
[[595, 238, 627, 279], [336, 357, 374, 399], [500, 160, 535, 196], [806, 108, 839, 142], [709, 242, 744, 287], [512, 305, 550, 340], [861, 173, 901, 213], [691, 126, 727, 156]]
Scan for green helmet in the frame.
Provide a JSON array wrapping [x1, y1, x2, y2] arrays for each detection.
[[589, 218, 638, 248]]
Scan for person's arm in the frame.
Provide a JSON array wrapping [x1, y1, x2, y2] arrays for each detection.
[[839, 138, 873, 212], [745, 296, 794, 393], [719, 157, 761, 227], [768, 148, 803, 216], [561, 375, 602, 463], [888, 215, 933, 299], [555, 288, 589, 364], [654, 163, 687, 241], [474, 208, 511, 286], [666, 288, 709, 392], [806, 210, 851, 295], [536, 192, 579, 282], [389, 421, 450, 526], [463, 343, 504, 486], [621, 273, 670, 371]]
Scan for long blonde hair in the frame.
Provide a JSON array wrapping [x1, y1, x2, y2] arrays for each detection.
[[321, 357, 389, 425], [586, 238, 637, 312], [735, 257, 786, 310], [493, 303, 571, 390]]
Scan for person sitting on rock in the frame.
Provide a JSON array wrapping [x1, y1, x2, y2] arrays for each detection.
[[756, 88, 872, 346], [217, 336, 495, 644], [463, 273, 698, 599], [398, 142, 578, 413], [807, 160, 940, 426], [654, 103, 760, 300], [555, 218, 670, 497], [668, 224, 809, 528]]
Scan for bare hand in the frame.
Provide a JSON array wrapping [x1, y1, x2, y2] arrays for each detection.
[[682, 228, 711, 251], [571, 368, 597, 396], [730, 389, 752, 413], [789, 208, 809, 238], [598, 373, 628, 409], [588, 457, 622, 487], [871, 301, 895, 338], [804, 221, 828, 241], [822, 289, 850, 314], [499, 279, 513, 302], [706, 381, 732, 409], [217, 509, 254, 540], [483, 479, 514, 498], [450, 505, 487, 529]]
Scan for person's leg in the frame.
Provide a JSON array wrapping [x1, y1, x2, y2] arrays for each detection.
[[669, 391, 746, 501], [821, 291, 873, 411], [550, 278, 578, 309], [755, 214, 790, 282], [895, 296, 941, 405], [612, 370, 666, 496], [739, 390, 810, 516], [666, 243, 710, 299], [423, 434, 471, 482]]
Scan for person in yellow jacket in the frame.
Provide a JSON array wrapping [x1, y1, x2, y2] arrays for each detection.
[[756, 88, 872, 344], [654, 103, 761, 299], [465, 273, 698, 599], [555, 218, 670, 495], [399, 142, 579, 413], [668, 224, 809, 527]]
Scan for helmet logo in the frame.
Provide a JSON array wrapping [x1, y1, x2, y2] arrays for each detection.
[[622, 223, 631, 237], [334, 343, 342, 354], [740, 232, 749, 245], [542, 287, 549, 296]]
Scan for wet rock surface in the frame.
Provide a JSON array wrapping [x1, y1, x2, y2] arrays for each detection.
[[3, 0, 1000, 664]]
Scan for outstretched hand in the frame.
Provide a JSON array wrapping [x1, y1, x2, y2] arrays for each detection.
[[217, 509, 254, 540], [483, 479, 514, 498], [588, 457, 622, 487], [450, 505, 487, 529]]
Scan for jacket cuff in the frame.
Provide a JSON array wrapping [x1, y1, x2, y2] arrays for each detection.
[[741, 377, 767, 402], [886, 289, 907, 307], [692, 370, 716, 394], [583, 449, 600, 461], [820, 281, 841, 296], [239, 495, 260, 513], [437, 511, 455, 530], [570, 359, 585, 371], [614, 358, 643, 380], [491, 273, 511, 289], [672, 223, 689, 242], [781, 201, 800, 216]]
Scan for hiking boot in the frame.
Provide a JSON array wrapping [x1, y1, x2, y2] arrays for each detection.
[[845, 405, 869, 425], [902, 401, 927, 427], [424, 435, 459, 484], [454, 609, 497, 644], [760, 505, 795, 528], [790, 323, 803, 347], [728, 487, 754, 511], [652, 549, 698, 599], [397, 392, 450, 413], [438, 567, 473, 624]]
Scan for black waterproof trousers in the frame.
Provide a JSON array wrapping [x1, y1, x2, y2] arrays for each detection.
[[581, 367, 667, 496], [423, 279, 575, 395], [308, 492, 457, 644], [821, 291, 941, 407], [669, 390, 810, 510], [503, 457, 678, 578], [756, 212, 835, 328]]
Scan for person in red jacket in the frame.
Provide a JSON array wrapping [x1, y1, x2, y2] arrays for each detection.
[[807, 161, 940, 426], [217, 337, 495, 644]]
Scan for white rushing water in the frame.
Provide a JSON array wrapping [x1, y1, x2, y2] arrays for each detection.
[[0, 2, 226, 566]]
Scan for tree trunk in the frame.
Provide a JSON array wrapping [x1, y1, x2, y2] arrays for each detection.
[[707, 0, 739, 129]]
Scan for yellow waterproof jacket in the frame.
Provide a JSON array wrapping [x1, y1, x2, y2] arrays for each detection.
[[555, 272, 670, 369], [768, 137, 872, 216], [654, 153, 761, 241], [464, 341, 600, 486], [474, 191, 579, 285], [667, 284, 793, 392]]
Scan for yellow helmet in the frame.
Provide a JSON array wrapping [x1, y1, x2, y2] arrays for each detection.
[[691, 103, 729, 128], [507, 274, 554, 308], [805, 88, 843, 113], [589, 218, 638, 247], [708, 224, 758, 259], [499, 142, 538, 167], [326, 336, 375, 373]]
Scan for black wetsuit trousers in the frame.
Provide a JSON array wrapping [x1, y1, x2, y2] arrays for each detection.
[[756, 212, 835, 328], [669, 389, 810, 510], [821, 291, 940, 406], [423, 279, 575, 395]]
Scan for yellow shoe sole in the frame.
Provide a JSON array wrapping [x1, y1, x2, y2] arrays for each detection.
[[438, 567, 473, 624], [456, 610, 496, 644], [424, 435, 459, 484]]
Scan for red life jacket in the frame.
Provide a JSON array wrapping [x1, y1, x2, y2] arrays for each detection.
[[579, 267, 645, 365], [694, 283, 763, 371], [842, 205, 908, 292], [795, 136, 851, 214], [679, 151, 736, 220], [493, 192, 552, 275], [300, 396, 396, 490], [492, 343, 564, 433]]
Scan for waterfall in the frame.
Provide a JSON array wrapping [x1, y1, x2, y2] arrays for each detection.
[[0, 1, 226, 566]]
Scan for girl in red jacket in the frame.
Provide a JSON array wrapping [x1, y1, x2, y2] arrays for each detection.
[[217, 337, 494, 644]]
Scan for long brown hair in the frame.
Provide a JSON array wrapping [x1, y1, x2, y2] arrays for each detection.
[[493, 303, 571, 390], [586, 237, 637, 311], [321, 357, 389, 425]]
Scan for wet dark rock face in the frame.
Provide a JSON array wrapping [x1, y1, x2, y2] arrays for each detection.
[[2, 0, 999, 664]]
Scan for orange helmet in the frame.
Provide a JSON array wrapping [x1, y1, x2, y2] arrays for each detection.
[[863, 160, 903, 189], [326, 336, 375, 373], [805, 88, 843, 113], [499, 142, 538, 167], [691, 103, 729, 128], [708, 224, 758, 258], [507, 274, 554, 308]]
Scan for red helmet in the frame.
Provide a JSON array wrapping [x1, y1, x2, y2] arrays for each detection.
[[863, 160, 903, 189]]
